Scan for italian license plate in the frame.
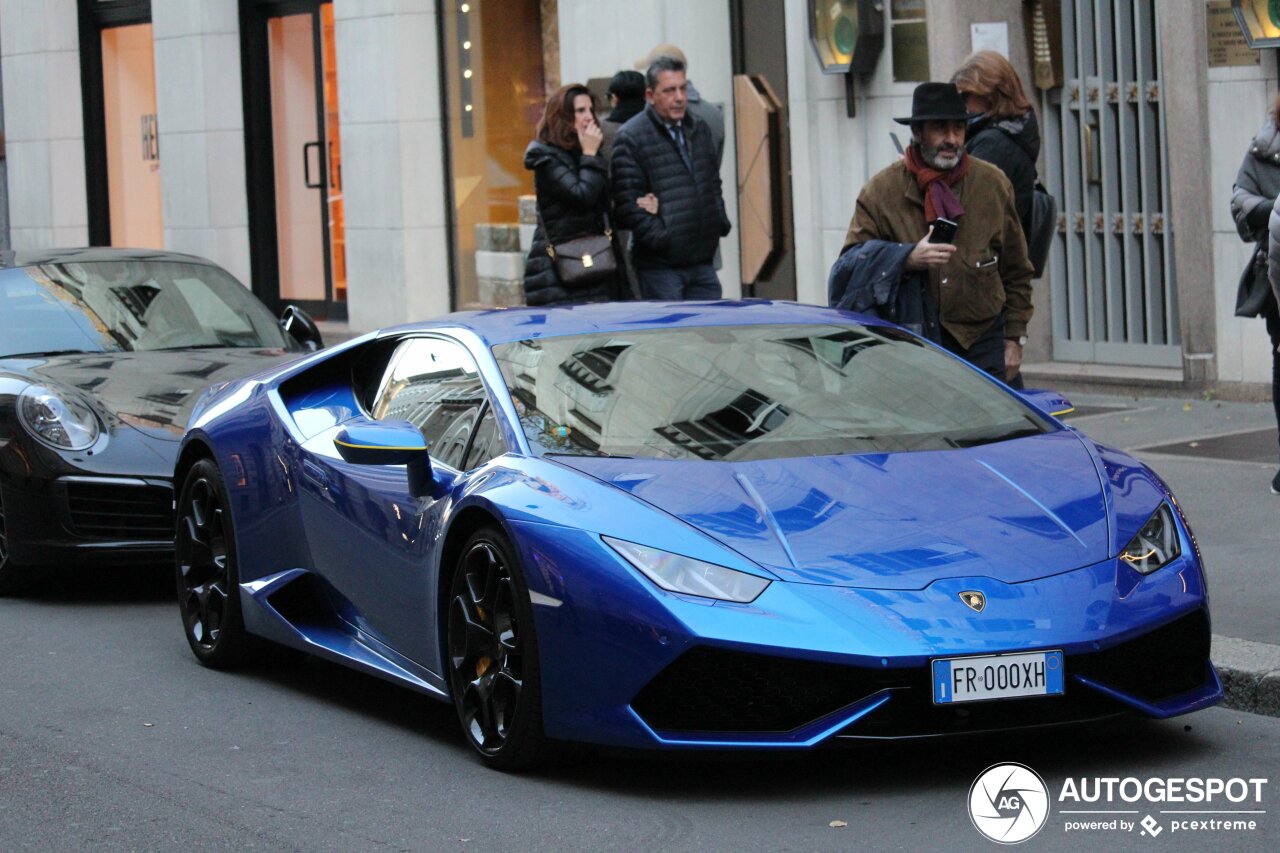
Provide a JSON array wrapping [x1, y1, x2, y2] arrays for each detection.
[[931, 650, 1064, 704]]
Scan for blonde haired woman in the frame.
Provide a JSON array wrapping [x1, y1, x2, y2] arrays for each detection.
[[952, 50, 1038, 241]]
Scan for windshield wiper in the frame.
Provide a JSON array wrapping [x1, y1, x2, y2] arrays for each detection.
[[2, 349, 93, 359], [946, 426, 1042, 449]]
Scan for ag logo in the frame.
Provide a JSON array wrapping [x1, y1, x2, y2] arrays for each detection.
[[968, 762, 1050, 844]]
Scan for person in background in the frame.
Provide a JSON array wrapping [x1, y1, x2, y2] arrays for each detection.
[[952, 51, 1040, 387], [952, 51, 1039, 244], [521, 84, 621, 306], [634, 43, 724, 167], [1233, 96, 1280, 494], [600, 70, 645, 162], [611, 56, 731, 300], [600, 69, 648, 299]]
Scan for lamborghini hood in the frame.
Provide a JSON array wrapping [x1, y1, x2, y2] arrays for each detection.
[[555, 430, 1112, 590]]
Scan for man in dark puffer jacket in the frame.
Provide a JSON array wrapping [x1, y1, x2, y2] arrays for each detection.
[[611, 56, 731, 299]]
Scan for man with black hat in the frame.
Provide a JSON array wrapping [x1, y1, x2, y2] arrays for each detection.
[[836, 82, 1033, 383]]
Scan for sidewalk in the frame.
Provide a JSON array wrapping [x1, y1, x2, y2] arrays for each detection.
[[311, 319, 1280, 717]]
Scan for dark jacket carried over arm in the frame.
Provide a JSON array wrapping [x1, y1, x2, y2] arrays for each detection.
[[610, 105, 731, 270], [522, 140, 618, 306], [828, 239, 936, 340]]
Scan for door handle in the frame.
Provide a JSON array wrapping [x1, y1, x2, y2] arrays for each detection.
[[302, 459, 329, 489], [303, 141, 322, 189]]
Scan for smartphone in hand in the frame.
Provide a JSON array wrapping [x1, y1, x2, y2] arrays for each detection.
[[928, 217, 958, 244]]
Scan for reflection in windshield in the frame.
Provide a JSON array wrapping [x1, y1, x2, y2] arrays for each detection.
[[493, 324, 1051, 462], [0, 260, 293, 358]]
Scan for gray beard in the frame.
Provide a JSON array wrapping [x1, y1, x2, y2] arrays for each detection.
[[920, 145, 961, 170]]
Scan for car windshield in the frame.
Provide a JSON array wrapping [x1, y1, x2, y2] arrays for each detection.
[[0, 259, 295, 358], [491, 323, 1053, 461]]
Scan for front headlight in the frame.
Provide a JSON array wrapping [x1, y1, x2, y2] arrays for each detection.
[[18, 384, 101, 450], [1119, 503, 1181, 575], [603, 536, 771, 603]]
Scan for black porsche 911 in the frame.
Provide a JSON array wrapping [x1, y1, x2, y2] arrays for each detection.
[[0, 248, 324, 593]]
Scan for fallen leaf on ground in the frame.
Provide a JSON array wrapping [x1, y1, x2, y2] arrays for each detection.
[[829, 820, 848, 828]]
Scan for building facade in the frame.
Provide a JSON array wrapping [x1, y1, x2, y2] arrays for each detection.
[[0, 0, 1272, 396]]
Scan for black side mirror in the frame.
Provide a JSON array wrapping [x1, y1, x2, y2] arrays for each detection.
[[279, 304, 324, 351]]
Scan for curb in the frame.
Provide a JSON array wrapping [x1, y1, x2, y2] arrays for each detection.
[[1212, 634, 1280, 717]]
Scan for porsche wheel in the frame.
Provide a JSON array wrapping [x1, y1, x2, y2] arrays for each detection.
[[446, 526, 548, 770], [0, 487, 29, 596], [176, 459, 264, 668]]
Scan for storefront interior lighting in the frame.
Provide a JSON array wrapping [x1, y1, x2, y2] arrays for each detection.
[[460, 3, 470, 12], [463, 40, 471, 50], [463, 69, 472, 78], [465, 104, 473, 111]]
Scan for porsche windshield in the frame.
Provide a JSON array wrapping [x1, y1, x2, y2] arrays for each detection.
[[0, 260, 294, 358], [492, 324, 1053, 461]]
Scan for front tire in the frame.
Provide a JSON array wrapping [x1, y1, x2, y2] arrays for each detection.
[[446, 526, 548, 770], [0, 486, 30, 596], [175, 458, 267, 668]]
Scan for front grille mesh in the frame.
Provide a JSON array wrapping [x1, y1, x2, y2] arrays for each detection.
[[632, 610, 1213, 737], [631, 647, 896, 733], [65, 481, 172, 540]]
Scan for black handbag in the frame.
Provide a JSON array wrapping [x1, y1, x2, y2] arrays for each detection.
[[539, 207, 617, 288], [547, 231, 617, 287], [1235, 239, 1276, 318]]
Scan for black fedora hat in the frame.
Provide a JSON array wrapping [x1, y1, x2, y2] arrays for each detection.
[[893, 82, 968, 125]]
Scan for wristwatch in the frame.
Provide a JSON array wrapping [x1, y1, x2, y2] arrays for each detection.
[[1011, 336, 1028, 347]]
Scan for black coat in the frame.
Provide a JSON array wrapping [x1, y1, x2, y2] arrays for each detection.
[[966, 111, 1040, 240], [522, 140, 619, 306], [610, 105, 730, 270]]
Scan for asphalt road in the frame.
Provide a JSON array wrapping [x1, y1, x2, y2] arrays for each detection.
[[0, 573, 1277, 853]]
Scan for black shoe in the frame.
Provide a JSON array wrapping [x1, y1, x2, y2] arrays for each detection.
[[1273, 469, 1280, 495]]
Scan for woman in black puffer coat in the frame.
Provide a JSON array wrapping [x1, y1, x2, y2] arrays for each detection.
[[522, 84, 625, 306]]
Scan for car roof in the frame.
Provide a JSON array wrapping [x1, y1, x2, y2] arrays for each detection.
[[387, 300, 890, 347], [0, 247, 222, 269]]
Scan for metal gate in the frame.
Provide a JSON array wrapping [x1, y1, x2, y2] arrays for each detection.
[[1043, 0, 1179, 367]]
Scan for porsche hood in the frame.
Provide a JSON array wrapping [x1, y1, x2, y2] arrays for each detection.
[[555, 431, 1114, 590], [4, 348, 301, 438]]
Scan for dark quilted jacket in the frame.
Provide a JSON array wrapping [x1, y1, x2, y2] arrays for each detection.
[[610, 105, 731, 269], [966, 110, 1040, 240], [522, 140, 619, 306]]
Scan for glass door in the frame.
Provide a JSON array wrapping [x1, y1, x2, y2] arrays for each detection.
[[101, 22, 162, 248], [266, 3, 345, 314]]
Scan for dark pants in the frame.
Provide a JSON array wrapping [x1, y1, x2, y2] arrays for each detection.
[[941, 315, 1012, 384], [1266, 299, 1280, 460], [636, 264, 722, 300]]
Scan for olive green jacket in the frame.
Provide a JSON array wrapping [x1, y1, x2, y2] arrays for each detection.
[[843, 155, 1034, 349]]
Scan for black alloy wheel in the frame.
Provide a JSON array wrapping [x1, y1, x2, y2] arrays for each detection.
[[176, 459, 265, 667], [0, 487, 30, 596], [446, 526, 547, 770]]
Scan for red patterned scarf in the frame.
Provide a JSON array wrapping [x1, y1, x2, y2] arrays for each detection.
[[903, 144, 969, 225]]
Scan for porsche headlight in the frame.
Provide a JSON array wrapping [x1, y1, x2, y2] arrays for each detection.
[[18, 385, 100, 451], [603, 536, 770, 603], [1119, 503, 1181, 575]]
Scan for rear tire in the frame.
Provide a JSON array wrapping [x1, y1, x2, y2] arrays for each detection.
[[446, 526, 548, 770], [175, 458, 269, 668]]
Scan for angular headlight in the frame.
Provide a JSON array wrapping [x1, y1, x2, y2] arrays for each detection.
[[603, 536, 771, 603], [1119, 503, 1181, 575], [18, 385, 101, 451]]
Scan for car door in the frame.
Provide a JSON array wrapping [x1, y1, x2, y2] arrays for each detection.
[[297, 335, 505, 670]]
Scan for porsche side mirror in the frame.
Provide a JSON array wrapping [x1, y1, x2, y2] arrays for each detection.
[[1020, 388, 1075, 419], [334, 418, 437, 497], [279, 304, 324, 351]]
